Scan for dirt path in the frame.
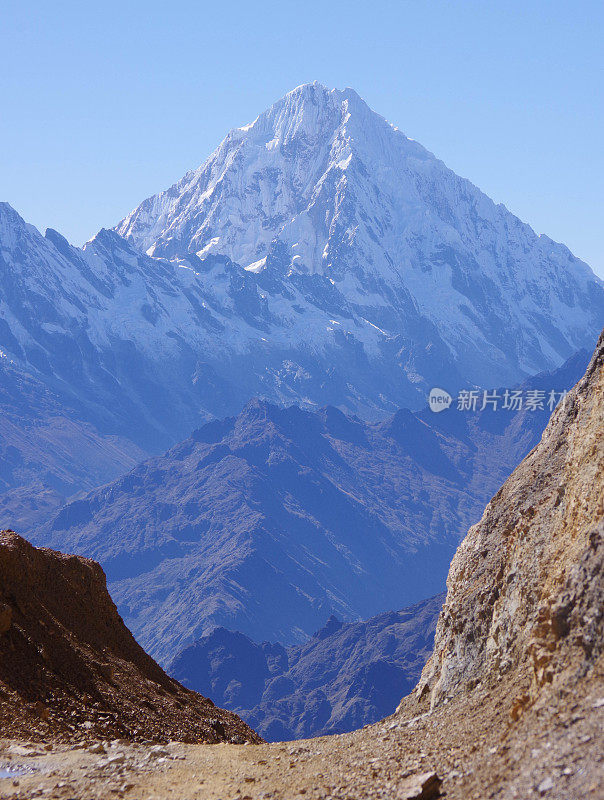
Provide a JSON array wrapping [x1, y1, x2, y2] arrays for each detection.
[[1, 661, 602, 800]]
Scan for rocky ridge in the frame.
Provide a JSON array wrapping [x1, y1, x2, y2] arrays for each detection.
[[0, 531, 260, 745], [35, 349, 586, 664]]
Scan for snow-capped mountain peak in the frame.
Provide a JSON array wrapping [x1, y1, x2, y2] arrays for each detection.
[[116, 82, 432, 272], [115, 84, 603, 386], [1, 86, 603, 454]]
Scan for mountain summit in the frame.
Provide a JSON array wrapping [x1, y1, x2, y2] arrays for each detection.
[[117, 82, 603, 393], [117, 82, 427, 271], [0, 86, 603, 501]]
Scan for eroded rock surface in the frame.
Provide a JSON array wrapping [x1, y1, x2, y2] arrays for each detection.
[[418, 330, 603, 711]]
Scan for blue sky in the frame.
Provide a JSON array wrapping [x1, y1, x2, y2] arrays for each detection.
[[2, 0, 603, 276]]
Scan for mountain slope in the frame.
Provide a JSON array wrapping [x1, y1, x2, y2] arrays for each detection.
[[0, 531, 259, 744], [0, 354, 146, 530], [0, 203, 249, 451], [357, 327, 604, 799], [416, 328, 604, 712], [118, 82, 604, 396], [169, 593, 443, 742], [35, 352, 585, 664]]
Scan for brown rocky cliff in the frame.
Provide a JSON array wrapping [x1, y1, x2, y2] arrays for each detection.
[[416, 329, 603, 713], [0, 531, 261, 744]]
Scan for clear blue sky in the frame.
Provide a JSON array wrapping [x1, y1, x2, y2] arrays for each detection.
[[2, 0, 603, 276]]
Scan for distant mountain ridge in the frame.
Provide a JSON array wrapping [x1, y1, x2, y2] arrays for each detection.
[[169, 593, 444, 742], [34, 349, 588, 665]]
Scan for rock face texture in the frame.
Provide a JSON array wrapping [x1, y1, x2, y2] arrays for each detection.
[[169, 594, 443, 742], [0, 531, 260, 744], [417, 329, 604, 712]]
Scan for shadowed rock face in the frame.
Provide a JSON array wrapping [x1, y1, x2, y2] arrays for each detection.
[[0, 531, 260, 744], [169, 593, 444, 741], [417, 329, 604, 711]]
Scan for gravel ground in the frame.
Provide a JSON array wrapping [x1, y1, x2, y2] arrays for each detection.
[[1, 657, 601, 800]]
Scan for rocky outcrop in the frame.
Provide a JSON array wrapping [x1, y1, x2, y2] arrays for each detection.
[[417, 329, 604, 712], [0, 531, 260, 744]]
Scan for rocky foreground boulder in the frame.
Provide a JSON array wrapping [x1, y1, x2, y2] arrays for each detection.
[[0, 531, 260, 744]]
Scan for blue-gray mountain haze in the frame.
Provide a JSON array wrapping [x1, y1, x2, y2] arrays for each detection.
[[169, 593, 444, 741], [34, 349, 588, 664]]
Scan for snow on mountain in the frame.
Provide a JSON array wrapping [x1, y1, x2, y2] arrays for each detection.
[[1, 83, 603, 475], [117, 82, 604, 391]]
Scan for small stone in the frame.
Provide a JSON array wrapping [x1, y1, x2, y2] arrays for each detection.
[[148, 746, 170, 758], [208, 718, 226, 738], [592, 697, 604, 709], [9, 744, 42, 757], [89, 743, 106, 754], [33, 701, 49, 720], [537, 777, 554, 794], [399, 771, 442, 799]]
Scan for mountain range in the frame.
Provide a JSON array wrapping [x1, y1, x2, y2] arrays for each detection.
[[1, 332, 601, 799], [33, 348, 588, 664], [117, 82, 603, 400], [0, 82, 602, 795], [1, 84, 602, 524], [169, 593, 444, 742]]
